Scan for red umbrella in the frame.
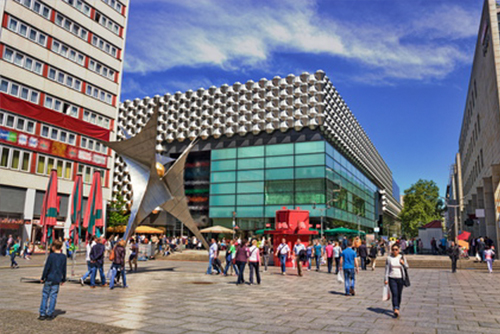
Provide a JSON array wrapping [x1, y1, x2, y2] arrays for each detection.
[[458, 231, 471, 241], [83, 171, 103, 238], [70, 174, 83, 245], [41, 169, 58, 245]]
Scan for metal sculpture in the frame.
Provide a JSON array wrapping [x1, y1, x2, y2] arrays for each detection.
[[102, 110, 209, 249]]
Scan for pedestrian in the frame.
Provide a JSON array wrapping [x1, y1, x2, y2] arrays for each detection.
[[313, 239, 323, 271], [431, 237, 437, 255], [306, 241, 314, 271], [380, 240, 386, 256], [0, 234, 7, 256], [80, 236, 96, 286], [384, 244, 409, 318], [358, 240, 368, 270], [89, 237, 106, 288], [128, 238, 138, 272], [485, 246, 495, 273], [206, 238, 220, 275], [110, 240, 128, 289], [275, 238, 291, 275], [293, 238, 306, 276], [6, 234, 13, 256], [38, 239, 66, 321], [447, 241, 460, 273], [235, 239, 249, 285], [248, 240, 261, 285], [9, 238, 20, 268], [224, 239, 238, 276], [369, 242, 378, 271], [325, 240, 334, 273], [478, 238, 486, 262], [333, 241, 342, 274], [340, 240, 359, 296], [261, 240, 271, 272]]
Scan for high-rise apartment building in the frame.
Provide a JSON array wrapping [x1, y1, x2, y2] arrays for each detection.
[[455, 0, 500, 248], [0, 0, 129, 242]]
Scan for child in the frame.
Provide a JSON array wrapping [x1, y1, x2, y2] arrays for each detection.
[[484, 246, 495, 273], [39, 239, 66, 320]]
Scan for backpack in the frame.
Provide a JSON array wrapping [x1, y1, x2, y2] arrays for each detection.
[[299, 249, 307, 262], [109, 246, 116, 261]]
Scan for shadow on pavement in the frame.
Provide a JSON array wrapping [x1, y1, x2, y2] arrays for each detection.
[[366, 307, 393, 317]]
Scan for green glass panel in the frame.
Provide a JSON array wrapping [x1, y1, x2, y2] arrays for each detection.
[[266, 155, 293, 168], [265, 143, 293, 156], [265, 192, 294, 205], [237, 157, 264, 170], [211, 159, 236, 171], [209, 182, 235, 194], [295, 192, 325, 204], [295, 141, 324, 154], [295, 153, 325, 167], [237, 194, 263, 206], [265, 168, 294, 180], [211, 148, 236, 160], [210, 195, 235, 206], [237, 146, 264, 158], [210, 171, 236, 183], [209, 206, 235, 218], [237, 169, 264, 181], [237, 181, 264, 193], [236, 206, 263, 217], [295, 179, 325, 192], [295, 166, 325, 179], [265, 180, 294, 193], [265, 205, 286, 217]]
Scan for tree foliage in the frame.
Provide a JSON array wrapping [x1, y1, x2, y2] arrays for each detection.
[[107, 194, 130, 227], [399, 179, 443, 237]]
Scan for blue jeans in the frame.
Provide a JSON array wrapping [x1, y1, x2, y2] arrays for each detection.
[[224, 257, 239, 276], [207, 256, 213, 274], [10, 253, 17, 267], [90, 263, 105, 286], [344, 268, 356, 294], [39, 282, 60, 316], [307, 256, 313, 270], [315, 255, 321, 270], [82, 261, 92, 281], [388, 277, 403, 310], [279, 254, 287, 273], [109, 263, 127, 289], [236, 261, 246, 284], [360, 257, 367, 270]]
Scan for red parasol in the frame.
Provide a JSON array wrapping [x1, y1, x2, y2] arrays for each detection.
[[41, 169, 59, 244], [458, 231, 471, 241], [83, 171, 103, 238]]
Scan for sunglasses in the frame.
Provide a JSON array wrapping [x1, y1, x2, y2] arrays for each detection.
[[391, 248, 399, 251]]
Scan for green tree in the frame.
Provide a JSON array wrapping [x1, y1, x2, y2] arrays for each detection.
[[399, 179, 443, 237], [107, 194, 130, 227]]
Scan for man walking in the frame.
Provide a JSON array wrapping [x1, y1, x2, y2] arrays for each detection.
[[207, 238, 220, 275], [447, 241, 460, 273], [340, 240, 359, 296], [358, 241, 368, 270], [275, 238, 290, 275], [313, 239, 323, 271], [89, 237, 106, 288], [325, 240, 334, 273], [293, 239, 306, 276], [38, 240, 66, 320]]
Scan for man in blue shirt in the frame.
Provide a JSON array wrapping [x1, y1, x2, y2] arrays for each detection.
[[207, 238, 220, 275], [340, 240, 359, 296], [313, 239, 323, 271]]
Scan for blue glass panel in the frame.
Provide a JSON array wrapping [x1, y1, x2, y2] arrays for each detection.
[[265, 168, 294, 180], [236, 206, 264, 217], [295, 153, 325, 167], [237, 146, 264, 158], [265, 143, 294, 156], [295, 166, 325, 179], [266, 155, 293, 168], [238, 169, 264, 181], [237, 194, 264, 205], [211, 148, 236, 160], [237, 157, 264, 170], [210, 195, 235, 206], [209, 206, 235, 218], [326, 143, 335, 158], [295, 141, 325, 154], [209, 182, 235, 194], [265, 205, 287, 217], [211, 159, 236, 171], [326, 156, 334, 169], [211, 171, 236, 183], [237, 181, 264, 193]]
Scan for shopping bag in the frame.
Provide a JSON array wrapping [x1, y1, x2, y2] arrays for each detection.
[[475, 253, 481, 262], [106, 268, 113, 280], [337, 271, 344, 284], [382, 284, 390, 301]]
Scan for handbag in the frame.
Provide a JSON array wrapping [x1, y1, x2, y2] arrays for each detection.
[[382, 284, 390, 301], [401, 256, 410, 287]]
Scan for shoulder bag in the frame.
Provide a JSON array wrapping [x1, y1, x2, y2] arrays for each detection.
[[401, 255, 410, 287]]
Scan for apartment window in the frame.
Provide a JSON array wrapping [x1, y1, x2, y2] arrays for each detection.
[[44, 94, 79, 118], [0, 77, 40, 104], [102, 0, 123, 13], [62, 0, 91, 16], [36, 154, 73, 179], [51, 39, 85, 66], [78, 164, 105, 184], [82, 110, 110, 129], [14, 0, 51, 19], [85, 84, 113, 105], [91, 35, 118, 58], [46, 67, 83, 92], [0, 145, 31, 172], [54, 13, 88, 41], [94, 11, 121, 35], [39, 124, 77, 147], [7, 17, 47, 47], [88, 59, 116, 81]]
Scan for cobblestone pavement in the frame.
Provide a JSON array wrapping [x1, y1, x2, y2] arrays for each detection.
[[1, 258, 500, 334]]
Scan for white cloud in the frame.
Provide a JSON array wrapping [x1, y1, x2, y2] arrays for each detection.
[[123, 0, 480, 82]]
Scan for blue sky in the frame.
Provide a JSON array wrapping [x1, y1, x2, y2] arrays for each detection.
[[120, 0, 483, 197]]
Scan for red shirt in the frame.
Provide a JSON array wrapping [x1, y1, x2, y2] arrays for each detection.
[[325, 244, 334, 258]]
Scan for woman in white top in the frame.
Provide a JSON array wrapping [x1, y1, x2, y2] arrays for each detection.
[[384, 244, 408, 318], [248, 240, 261, 285]]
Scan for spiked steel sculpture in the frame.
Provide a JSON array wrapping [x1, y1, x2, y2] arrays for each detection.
[[103, 110, 209, 249]]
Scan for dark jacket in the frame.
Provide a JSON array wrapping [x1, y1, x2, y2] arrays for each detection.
[[90, 243, 105, 266], [369, 245, 378, 258], [358, 244, 368, 258], [41, 252, 67, 284], [235, 245, 249, 262], [112, 245, 126, 266], [448, 245, 460, 259]]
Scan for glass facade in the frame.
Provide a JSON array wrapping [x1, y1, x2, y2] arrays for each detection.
[[209, 140, 378, 229]]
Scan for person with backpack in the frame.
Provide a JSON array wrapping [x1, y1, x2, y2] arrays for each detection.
[[9, 238, 20, 268], [275, 238, 291, 275], [293, 238, 306, 276], [109, 240, 128, 289], [89, 237, 106, 288]]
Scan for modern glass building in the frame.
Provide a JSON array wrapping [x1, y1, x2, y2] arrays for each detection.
[[115, 70, 402, 235]]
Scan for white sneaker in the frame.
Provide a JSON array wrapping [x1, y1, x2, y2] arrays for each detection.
[[80, 278, 84, 286]]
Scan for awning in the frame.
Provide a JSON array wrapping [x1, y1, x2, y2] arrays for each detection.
[[200, 225, 234, 234]]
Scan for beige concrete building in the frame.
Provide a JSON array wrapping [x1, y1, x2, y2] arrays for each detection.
[[0, 0, 129, 242], [456, 0, 500, 248]]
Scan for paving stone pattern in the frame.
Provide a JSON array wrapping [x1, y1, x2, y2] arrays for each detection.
[[1, 257, 499, 334]]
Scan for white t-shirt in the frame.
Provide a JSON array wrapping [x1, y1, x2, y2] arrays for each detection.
[[85, 241, 95, 262], [333, 245, 342, 258], [385, 255, 407, 280], [248, 245, 260, 262], [277, 243, 290, 255]]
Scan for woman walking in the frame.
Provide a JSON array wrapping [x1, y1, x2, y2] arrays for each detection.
[[484, 246, 495, 273], [369, 242, 378, 270], [384, 244, 408, 318], [109, 240, 128, 289], [248, 240, 261, 285], [261, 240, 271, 272], [235, 239, 249, 285]]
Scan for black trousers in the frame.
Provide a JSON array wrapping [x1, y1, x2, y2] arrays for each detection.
[[248, 262, 260, 284], [388, 277, 404, 310], [451, 257, 458, 272], [334, 257, 340, 274]]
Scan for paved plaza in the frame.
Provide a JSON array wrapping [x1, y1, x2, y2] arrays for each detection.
[[1, 256, 500, 334]]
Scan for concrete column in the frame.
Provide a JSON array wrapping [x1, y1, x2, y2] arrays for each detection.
[[23, 189, 36, 243], [477, 188, 486, 236], [484, 177, 498, 250]]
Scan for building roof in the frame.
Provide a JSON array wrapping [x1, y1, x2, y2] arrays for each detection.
[[422, 220, 442, 229]]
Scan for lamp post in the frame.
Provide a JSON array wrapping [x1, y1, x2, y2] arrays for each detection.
[[313, 179, 342, 238]]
